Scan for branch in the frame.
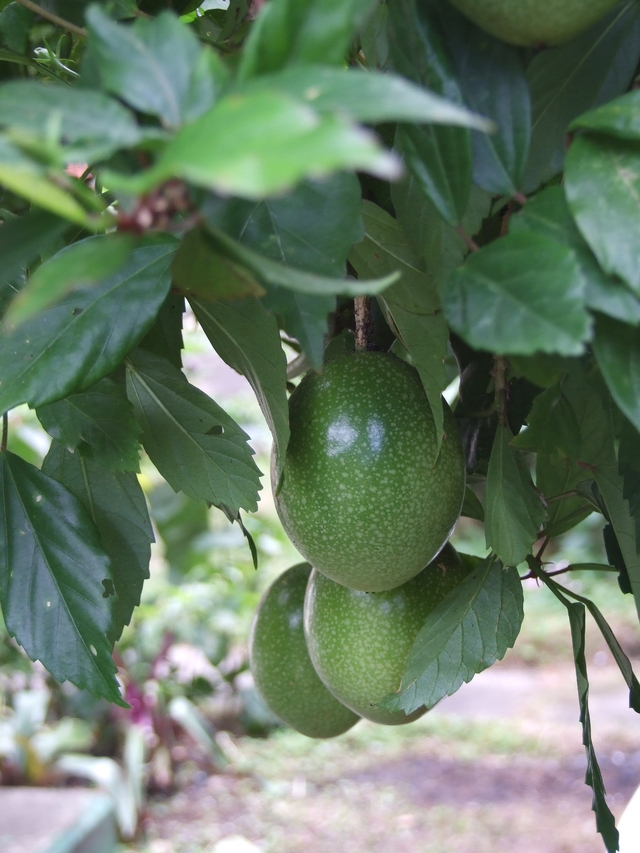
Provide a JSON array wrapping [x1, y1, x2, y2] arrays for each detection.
[[354, 296, 373, 352], [15, 0, 87, 37]]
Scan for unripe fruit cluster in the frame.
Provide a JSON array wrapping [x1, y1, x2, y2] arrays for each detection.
[[250, 353, 468, 737]]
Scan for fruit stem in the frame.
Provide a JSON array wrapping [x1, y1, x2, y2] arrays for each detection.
[[354, 296, 373, 352]]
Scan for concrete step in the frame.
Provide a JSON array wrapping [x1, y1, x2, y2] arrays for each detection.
[[0, 788, 116, 853]]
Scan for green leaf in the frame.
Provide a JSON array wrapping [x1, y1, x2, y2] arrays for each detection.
[[190, 296, 290, 470], [433, 1, 530, 196], [0, 4, 33, 53], [0, 81, 141, 162], [0, 208, 68, 289], [240, 65, 493, 130], [42, 441, 153, 644], [512, 384, 582, 461], [485, 424, 546, 566], [539, 572, 620, 852], [618, 419, 640, 546], [37, 378, 141, 472], [566, 134, 640, 296], [0, 138, 92, 226], [510, 186, 640, 325], [349, 200, 446, 440], [139, 293, 185, 369], [381, 555, 523, 714], [0, 450, 124, 705], [593, 314, 640, 433], [172, 228, 265, 302], [6, 234, 136, 326], [461, 485, 484, 521], [443, 232, 591, 356], [260, 289, 332, 370], [85, 7, 215, 129], [0, 236, 177, 415], [239, 0, 375, 77], [596, 464, 640, 623], [387, 0, 472, 226], [125, 348, 262, 511], [523, 0, 640, 191], [571, 88, 640, 140], [110, 90, 400, 200]]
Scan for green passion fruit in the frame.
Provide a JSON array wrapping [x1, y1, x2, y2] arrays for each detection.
[[448, 0, 619, 47], [304, 544, 470, 725], [273, 352, 465, 592], [249, 563, 359, 739]]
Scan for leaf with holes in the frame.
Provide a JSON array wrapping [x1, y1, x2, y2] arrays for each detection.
[[0, 451, 124, 704]]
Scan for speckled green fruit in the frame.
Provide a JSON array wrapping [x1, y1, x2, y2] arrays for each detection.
[[304, 545, 469, 725], [273, 352, 465, 592], [249, 563, 359, 738], [449, 0, 618, 47]]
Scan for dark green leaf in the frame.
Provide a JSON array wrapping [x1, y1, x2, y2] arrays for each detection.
[[37, 378, 141, 472], [260, 289, 332, 370], [190, 296, 290, 469], [593, 314, 640, 433], [523, 0, 640, 191], [388, 0, 471, 226], [349, 200, 446, 440], [0, 81, 141, 162], [511, 186, 640, 324], [443, 232, 591, 356], [42, 442, 153, 644], [125, 348, 262, 511], [0, 450, 124, 704], [512, 384, 582, 460], [239, 0, 375, 77], [85, 7, 215, 129], [240, 65, 493, 130], [0, 236, 177, 415], [139, 293, 184, 369], [539, 572, 620, 852], [434, 1, 530, 196], [0, 208, 68, 289], [461, 485, 484, 521], [6, 234, 135, 326], [0, 4, 33, 53], [566, 135, 640, 296], [485, 424, 546, 566], [381, 555, 523, 714], [111, 90, 400, 200], [571, 88, 640, 140], [618, 419, 640, 545], [173, 229, 264, 302]]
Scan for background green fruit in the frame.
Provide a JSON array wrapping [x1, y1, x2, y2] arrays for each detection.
[[448, 0, 619, 47], [274, 353, 465, 592], [249, 563, 359, 739], [304, 545, 470, 726]]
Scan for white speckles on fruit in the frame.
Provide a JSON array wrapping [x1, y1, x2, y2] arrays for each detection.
[[273, 353, 466, 592]]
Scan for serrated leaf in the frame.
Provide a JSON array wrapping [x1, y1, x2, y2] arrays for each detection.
[[348, 199, 446, 440], [485, 424, 546, 566], [0, 80, 141, 162], [0, 209, 68, 289], [511, 186, 640, 325], [109, 90, 400, 200], [139, 293, 184, 369], [0, 450, 124, 705], [512, 384, 582, 461], [37, 378, 141, 472], [241, 65, 493, 130], [593, 314, 640, 433], [173, 228, 264, 302], [6, 234, 136, 326], [443, 232, 591, 356], [86, 8, 214, 129], [125, 348, 262, 511], [0, 237, 177, 415], [190, 296, 289, 469], [260, 288, 332, 370], [387, 0, 471, 226], [539, 572, 620, 852], [566, 134, 640, 296], [523, 0, 640, 191], [381, 555, 523, 714], [433, 0, 530, 196], [42, 442, 153, 644]]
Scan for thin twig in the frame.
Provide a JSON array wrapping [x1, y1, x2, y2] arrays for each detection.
[[535, 535, 551, 561], [15, 0, 87, 37], [354, 296, 372, 352], [1, 413, 7, 453], [456, 226, 479, 253], [546, 490, 581, 505]]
